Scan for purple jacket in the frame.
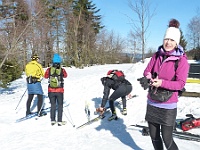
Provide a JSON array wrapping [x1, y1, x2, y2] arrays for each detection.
[[143, 45, 189, 104]]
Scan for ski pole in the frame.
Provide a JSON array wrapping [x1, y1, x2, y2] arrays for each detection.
[[66, 105, 75, 125], [35, 101, 46, 120], [15, 88, 27, 110], [63, 108, 75, 127], [63, 109, 75, 127]]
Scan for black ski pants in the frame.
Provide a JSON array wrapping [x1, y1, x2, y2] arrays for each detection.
[[26, 94, 43, 113], [109, 84, 132, 113], [148, 121, 179, 150], [48, 92, 64, 122]]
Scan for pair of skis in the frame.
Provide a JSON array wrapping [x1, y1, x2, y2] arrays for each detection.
[[16, 110, 48, 123], [130, 124, 200, 142]]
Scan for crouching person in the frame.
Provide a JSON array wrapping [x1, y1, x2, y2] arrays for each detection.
[[96, 70, 132, 121]]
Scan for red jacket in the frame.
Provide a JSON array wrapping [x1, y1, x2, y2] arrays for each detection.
[[44, 67, 67, 93]]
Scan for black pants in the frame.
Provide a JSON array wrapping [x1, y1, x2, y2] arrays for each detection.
[[26, 94, 43, 113], [48, 92, 64, 122], [109, 84, 132, 113], [148, 122, 178, 150]]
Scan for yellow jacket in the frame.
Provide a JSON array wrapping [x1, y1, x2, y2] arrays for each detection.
[[25, 60, 44, 80]]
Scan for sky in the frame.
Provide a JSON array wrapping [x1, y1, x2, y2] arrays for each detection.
[[0, 59, 200, 149], [92, 0, 200, 50]]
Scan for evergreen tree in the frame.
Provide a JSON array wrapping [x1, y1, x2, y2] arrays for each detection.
[[67, 0, 104, 67], [179, 30, 187, 51]]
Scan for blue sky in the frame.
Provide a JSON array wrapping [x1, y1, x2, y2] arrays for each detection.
[[92, 0, 200, 50]]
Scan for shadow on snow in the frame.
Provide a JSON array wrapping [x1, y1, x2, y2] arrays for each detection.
[[92, 97, 143, 150]]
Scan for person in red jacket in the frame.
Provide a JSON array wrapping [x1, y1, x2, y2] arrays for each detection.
[[44, 54, 67, 126]]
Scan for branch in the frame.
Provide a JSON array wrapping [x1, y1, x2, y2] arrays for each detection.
[[0, 0, 49, 69]]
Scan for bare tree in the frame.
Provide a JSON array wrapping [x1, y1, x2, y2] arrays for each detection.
[[187, 16, 200, 49], [127, 31, 142, 62], [0, 0, 49, 69], [128, 0, 156, 63], [33, 0, 63, 66], [0, 0, 30, 69], [66, 7, 83, 67], [96, 29, 125, 64]]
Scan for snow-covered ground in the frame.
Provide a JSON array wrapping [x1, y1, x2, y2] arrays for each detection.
[[0, 59, 200, 150]]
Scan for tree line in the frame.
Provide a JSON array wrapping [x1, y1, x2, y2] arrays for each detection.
[[0, 0, 199, 88]]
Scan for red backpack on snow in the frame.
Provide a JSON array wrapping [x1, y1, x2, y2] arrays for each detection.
[[181, 115, 200, 131]]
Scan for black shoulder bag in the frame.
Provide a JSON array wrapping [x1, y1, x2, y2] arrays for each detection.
[[148, 54, 179, 102]]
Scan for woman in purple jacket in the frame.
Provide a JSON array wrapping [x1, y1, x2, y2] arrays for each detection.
[[138, 19, 189, 150]]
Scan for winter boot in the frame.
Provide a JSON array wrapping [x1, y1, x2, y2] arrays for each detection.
[[122, 108, 127, 115], [108, 111, 118, 121]]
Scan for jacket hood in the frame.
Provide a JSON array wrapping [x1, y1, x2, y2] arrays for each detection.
[[157, 45, 184, 57]]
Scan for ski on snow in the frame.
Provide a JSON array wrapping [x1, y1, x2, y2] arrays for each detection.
[[130, 124, 200, 142], [76, 107, 110, 129], [16, 110, 48, 123], [77, 94, 138, 129], [16, 103, 70, 123]]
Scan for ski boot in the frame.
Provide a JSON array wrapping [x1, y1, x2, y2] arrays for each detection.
[[38, 111, 47, 117], [108, 111, 118, 121], [58, 122, 62, 126], [121, 108, 127, 115], [51, 121, 56, 126], [57, 121, 67, 126], [26, 111, 34, 116]]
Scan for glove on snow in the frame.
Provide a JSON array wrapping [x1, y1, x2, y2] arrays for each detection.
[[142, 127, 150, 136]]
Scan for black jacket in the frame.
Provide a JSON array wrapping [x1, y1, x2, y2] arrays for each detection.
[[101, 77, 132, 107]]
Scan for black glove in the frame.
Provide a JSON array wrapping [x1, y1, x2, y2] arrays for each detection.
[[137, 77, 150, 90]]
